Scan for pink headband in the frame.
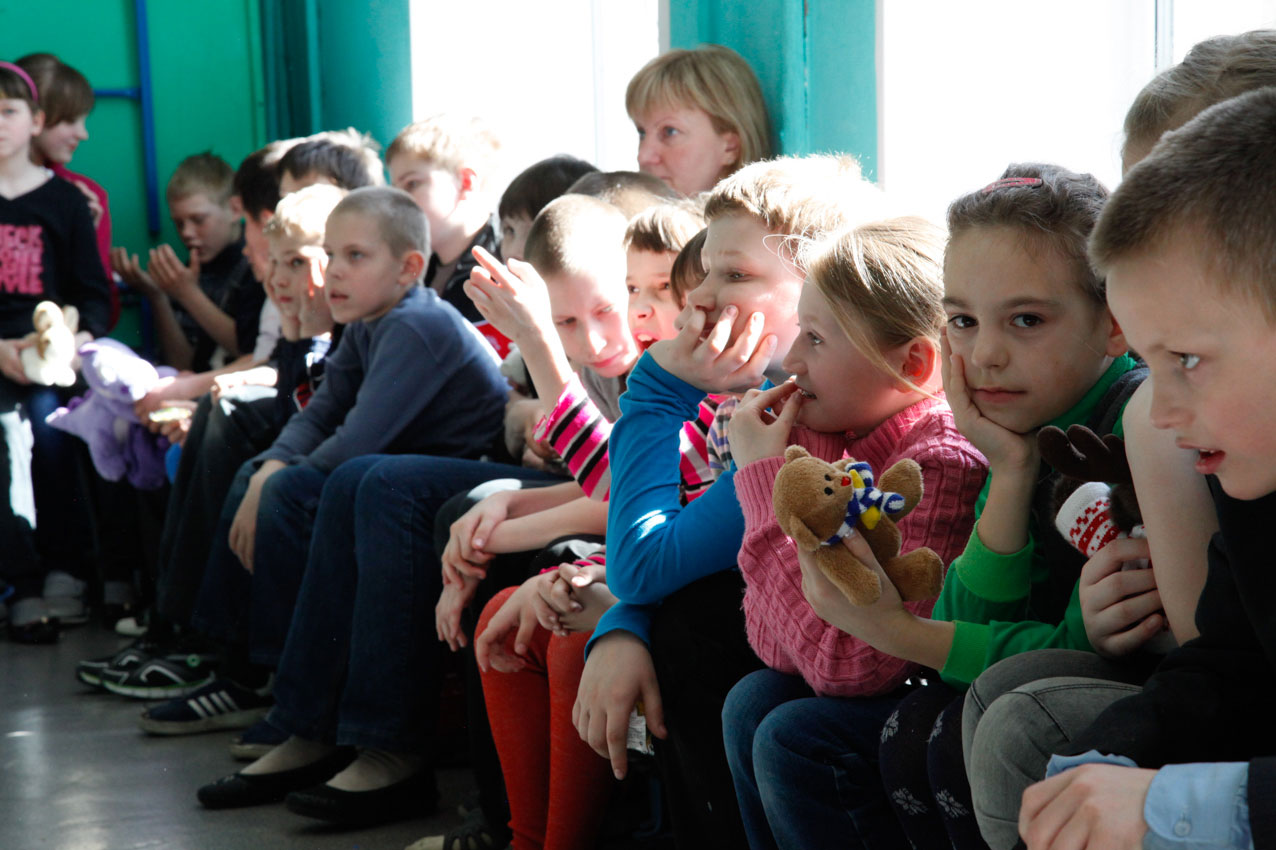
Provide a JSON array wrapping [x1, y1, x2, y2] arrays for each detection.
[[981, 177, 1042, 194], [0, 62, 37, 102]]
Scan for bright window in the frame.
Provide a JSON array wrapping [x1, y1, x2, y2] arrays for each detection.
[[878, 0, 1276, 222], [408, 0, 660, 186]]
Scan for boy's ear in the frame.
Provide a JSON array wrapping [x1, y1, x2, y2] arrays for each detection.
[[399, 249, 427, 284], [1103, 308, 1128, 357], [456, 166, 478, 198]]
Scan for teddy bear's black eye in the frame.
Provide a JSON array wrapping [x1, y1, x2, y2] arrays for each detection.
[[824, 474, 832, 481], [823, 487, 833, 495]]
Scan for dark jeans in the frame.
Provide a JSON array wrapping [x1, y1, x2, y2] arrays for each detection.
[[0, 381, 94, 598], [189, 458, 328, 663], [267, 455, 559, 752], [649, 570, 764, 850], [724, 668, 911, 850], [155, 387, 279, 629]]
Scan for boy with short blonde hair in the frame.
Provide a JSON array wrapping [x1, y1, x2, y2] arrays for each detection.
[[386, 115, 506, 353], [136, 187, 509, 750], [1018, 87, 1276, 849]]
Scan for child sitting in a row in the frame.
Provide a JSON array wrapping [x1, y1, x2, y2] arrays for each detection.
[[0, 60, 109, 642], [471, 200, 708, 850]]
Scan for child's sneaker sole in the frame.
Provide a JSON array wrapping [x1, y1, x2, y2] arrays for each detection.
[[140, 705, 269, 735]]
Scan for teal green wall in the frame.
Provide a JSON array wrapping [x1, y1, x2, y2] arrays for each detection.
[[670, 0, 878, 179], [315, 0, 412, 151], [0, 0, 267, 258]]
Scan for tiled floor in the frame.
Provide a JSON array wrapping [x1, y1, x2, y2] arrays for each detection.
[[0, 625, 469, 850]]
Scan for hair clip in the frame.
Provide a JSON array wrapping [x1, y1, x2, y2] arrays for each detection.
[[0, 62, 37, 102], [981, 177, 1043, 194]]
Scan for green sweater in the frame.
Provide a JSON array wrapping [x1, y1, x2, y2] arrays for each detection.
[[934, 354, 1141, 688]]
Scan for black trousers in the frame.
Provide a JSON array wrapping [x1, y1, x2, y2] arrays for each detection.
[[649, 569, 763, 850], [154, 387, 279, 629]]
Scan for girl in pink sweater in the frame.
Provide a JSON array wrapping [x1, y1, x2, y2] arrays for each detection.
[[723, 217, 987, 850]]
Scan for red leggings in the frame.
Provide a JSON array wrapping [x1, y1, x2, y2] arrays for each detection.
[[477, 587, 614, 850]]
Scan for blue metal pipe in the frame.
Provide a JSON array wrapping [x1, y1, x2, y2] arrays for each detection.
[[134, 0, 159, 235], [88, 0, 160, 236]]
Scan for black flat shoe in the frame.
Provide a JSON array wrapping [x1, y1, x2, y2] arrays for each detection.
[[284, 770, 438, 825], [197, 748, 354, 809], [8, 615, 58, 644]]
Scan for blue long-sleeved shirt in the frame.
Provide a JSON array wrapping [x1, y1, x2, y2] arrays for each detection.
[[257, 286, 506, 472], [1046, 751, 1253, 849], [589, 353, 747, 650]]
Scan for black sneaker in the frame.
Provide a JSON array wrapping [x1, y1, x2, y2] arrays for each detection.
[[138, 677, 273, 735], [101, 653, 217, 699], [76, 642, 157, 689]]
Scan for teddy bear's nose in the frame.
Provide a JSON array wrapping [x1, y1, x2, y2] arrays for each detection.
[[841, 477, 851, 487]]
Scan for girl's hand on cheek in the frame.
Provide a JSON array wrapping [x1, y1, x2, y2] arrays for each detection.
[[728, 382, 803, 468], [941, 330, 1037, 473], [648, 306, 777, 393]]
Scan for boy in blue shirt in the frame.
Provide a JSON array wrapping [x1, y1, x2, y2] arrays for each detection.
[[115, 187, 507, 716]]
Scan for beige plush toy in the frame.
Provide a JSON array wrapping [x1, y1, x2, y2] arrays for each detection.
[[21, 301, 84, 387], [772, 446, 944, 606]]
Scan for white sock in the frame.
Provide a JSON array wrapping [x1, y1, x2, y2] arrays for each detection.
[[325, 748, 422, 792], [241, 735, 338, 775]]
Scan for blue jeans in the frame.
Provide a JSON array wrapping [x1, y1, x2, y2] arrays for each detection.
[[190, 459, 329, 662], [723, 668, 910, 850], [268, 454, 558, 751]]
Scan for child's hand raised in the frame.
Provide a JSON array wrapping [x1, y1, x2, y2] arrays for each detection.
[[111, 247, 159, 298], [464, 245, 554, 346], [941, 330, 1038, 473], [148, 244, 200, 299], [648, 305, 777, 394], [296, 254, 333, 338], [727, 381, 803, 468]]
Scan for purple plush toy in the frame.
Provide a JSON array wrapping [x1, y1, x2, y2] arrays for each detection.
[[46, 338, 176, 490]]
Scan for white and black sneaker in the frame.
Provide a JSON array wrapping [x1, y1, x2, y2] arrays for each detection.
[[100, 654, 217, 699], [138, 677, 273, 735], [75, 642, 157, 688]]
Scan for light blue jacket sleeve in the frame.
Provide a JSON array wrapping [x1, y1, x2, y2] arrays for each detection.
[[1045, 752, 1252, 850]]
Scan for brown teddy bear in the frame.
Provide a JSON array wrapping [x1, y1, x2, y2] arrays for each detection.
[[772, 445, 944, 606]]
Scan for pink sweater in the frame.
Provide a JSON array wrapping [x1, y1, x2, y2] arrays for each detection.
[[735, 398, 987, 697]]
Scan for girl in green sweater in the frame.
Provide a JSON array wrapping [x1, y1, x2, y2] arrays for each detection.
[[795, 163, 1146, 850]]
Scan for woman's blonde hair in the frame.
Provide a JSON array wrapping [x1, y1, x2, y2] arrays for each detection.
[[626, 44, 771, 175], [803, 217, 947, 396]]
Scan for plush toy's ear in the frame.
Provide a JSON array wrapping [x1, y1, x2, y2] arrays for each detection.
[[880, 458, 924, 514], [832, 458, 855, 472], [61, 305, 80, 335], [784, 445, 811, 463]]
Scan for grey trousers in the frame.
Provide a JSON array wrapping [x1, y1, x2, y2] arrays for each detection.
[[961, 650, 1150, 850]]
